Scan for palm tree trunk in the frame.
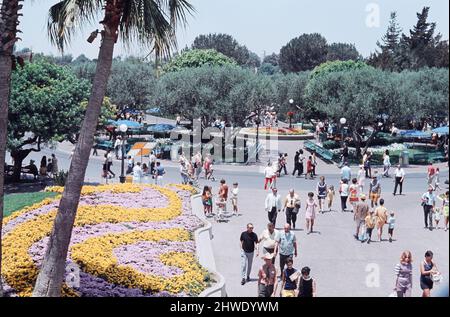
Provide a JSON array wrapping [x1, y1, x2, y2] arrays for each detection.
[[0, 0, 23, 297], [32, 33, 117, 297], [0, 53, 12, 299]]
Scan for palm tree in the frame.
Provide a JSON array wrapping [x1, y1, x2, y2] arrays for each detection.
[[0, 0, 24, 297], [32, 0, 194, 297]]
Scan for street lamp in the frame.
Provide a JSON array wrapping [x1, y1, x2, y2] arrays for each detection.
[[340, 117, 347, 146], [119, 124, 128, 184], [255, 115, 262, 163]]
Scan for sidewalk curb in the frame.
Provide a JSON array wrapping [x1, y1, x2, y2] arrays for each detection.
[[192, 194, 227, 297]]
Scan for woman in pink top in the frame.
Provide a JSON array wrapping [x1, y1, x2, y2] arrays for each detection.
[[305, 192, 319, 234]]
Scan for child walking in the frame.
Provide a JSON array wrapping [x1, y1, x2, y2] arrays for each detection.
[[231, 182, 239, 216], [434, 207, 442, 229], [364, 210, 377, 244], [327, 185, 335, 212], [434, 168, 442, 191], [387, 211, 396, 243]]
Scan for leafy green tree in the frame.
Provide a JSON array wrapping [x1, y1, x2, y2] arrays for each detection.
[[305, 64, 399, 157], [327, 43, 361, 62], [7, 61, 90, 181], [397, 68, 449, 125], [272, 72, 309, 121], [164, 49, 236, 72], [310, 60, 371, 80], [263, 53, 279, 66], [259, 63, 280, 76], [279, 33, 328, 73], [370, 7, 449, 71], [107, 58, 157, 109], [246, 51, 261, 68], [191, 33, 260, 67], [72, 54, 91, 64], [154, 65, 274, 126], [368, 12, 402, 71]]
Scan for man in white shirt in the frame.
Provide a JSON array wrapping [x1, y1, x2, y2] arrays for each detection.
[[132, 162, 143, 183], [149, 151, 157, 175], [265, 188, 283, 227], [258, 222, 279, 264], [393, 164, 405, 196], [284, 189, 300, 229], [264, 162, 275, 190], [114, 137, 122, 159]]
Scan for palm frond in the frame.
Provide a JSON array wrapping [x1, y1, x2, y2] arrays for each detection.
[[47, 0, 194, 58], [48, 0, 103, 52]]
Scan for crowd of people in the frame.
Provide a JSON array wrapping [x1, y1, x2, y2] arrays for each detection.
[[236, 143, 448, 297]]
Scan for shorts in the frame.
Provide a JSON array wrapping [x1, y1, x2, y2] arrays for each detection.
[[281, 290, 296, 297], [369, 192, 379, 201], [318, 195, 326, 200]]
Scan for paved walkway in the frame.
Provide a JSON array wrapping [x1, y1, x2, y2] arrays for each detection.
[[6, 140, 449, 297]]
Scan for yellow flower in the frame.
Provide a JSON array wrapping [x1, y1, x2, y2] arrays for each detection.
[[2, 184, 208, 297]]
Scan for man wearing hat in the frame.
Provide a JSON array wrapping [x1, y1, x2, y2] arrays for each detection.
[[354, 194, 369, 241], [25, 159, 39, 179], [421, 186, 436, 230], [257, 253, 278, 297]]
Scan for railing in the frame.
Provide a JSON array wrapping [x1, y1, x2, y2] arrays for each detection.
[[191, 194, 227, 297]]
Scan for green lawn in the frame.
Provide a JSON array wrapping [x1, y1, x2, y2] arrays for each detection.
[[3, 192, 58, 218]]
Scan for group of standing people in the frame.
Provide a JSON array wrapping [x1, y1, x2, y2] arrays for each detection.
[[240, 223, 316, 297], [179, 152, 213, 185], [37, 154, 58, 178], [201, 179, 239, 218]]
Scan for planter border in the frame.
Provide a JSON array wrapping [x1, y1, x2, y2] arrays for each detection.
[[191, 194, 227, 297]]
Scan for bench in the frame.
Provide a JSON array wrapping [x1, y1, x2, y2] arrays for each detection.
[[304, 141, 335, 163], [94, 140, 113, 151], [412, 154, 429, 164]]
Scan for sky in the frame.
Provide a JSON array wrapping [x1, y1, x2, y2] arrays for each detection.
[[17, 0, 450, 60]]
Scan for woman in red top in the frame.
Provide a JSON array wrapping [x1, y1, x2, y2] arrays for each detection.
[[306, 156, 314, 180]]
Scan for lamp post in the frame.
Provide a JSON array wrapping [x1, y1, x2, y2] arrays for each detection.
[[255, 115, 261, 163], [289, 99, 295, 128], [340, 117, 347, 147], [119, 124, 128, 184]]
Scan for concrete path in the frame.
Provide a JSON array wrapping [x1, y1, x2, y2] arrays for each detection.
[[6, 140, 449, 297]]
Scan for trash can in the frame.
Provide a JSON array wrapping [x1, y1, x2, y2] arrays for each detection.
[[400, 151, 409, 167]]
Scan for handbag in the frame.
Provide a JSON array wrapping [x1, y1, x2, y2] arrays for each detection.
[[431, 272, 443, 283], [289, 270, 301, 282]]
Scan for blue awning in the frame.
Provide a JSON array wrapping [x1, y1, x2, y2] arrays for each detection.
[[432, 126, 449, 135], [107, 120, 143, 129]]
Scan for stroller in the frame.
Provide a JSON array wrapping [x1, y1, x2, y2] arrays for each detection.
[[186, 172, 200, 188], [205, 167, 216, 182], [214, 198, 230, 223]]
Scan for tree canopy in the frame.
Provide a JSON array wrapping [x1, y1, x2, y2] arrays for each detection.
[[163, 49, 237, 73], [154, 65, 274, 126], [191, 33, 260, 67], [7, 61, 91, 180], [369, 7, 449, 71], [279, 33, 329, 73]]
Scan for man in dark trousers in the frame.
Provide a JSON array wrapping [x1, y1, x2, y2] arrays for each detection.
[[292, 150, 300, 177]]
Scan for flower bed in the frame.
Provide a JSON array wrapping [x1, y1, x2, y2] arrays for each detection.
[[1, 184, 208, 297]]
